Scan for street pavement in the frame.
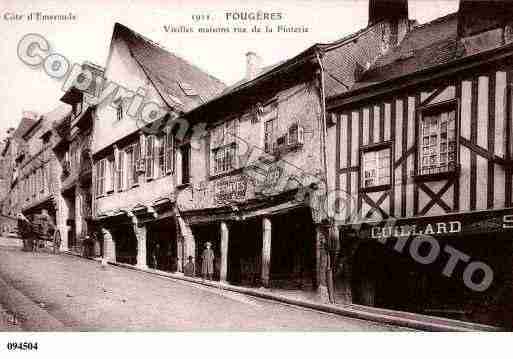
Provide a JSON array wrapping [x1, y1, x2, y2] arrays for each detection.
[[0, 245, 408, 331]]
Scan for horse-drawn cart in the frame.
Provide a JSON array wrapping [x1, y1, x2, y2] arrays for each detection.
[[17, 213, 60, 253]]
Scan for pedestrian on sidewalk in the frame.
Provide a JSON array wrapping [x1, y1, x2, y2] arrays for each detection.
[[184, 255, 195, 277], [17, 213, 34, 252], [201, 242, 215, 281], [152, 242, 160, 269], [53, 230, 61, 254]]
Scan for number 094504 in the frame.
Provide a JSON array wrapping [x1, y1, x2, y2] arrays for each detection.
[[7, 342, 39, 350]]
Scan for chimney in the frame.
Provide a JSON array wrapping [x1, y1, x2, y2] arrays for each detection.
[[368, 0, 408, 26], [458, 0, 513, 38], [245, 51, 262, 81], [22, 111, 38, 121]]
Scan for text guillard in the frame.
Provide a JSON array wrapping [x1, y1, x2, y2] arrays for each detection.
[[371, 221, 462, 239]]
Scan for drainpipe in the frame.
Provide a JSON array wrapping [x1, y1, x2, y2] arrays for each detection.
[[315, 48, 337, 303], [315, 49, 329, 200]]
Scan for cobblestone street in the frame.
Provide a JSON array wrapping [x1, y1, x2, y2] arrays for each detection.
[[0, 245, 406, 331]]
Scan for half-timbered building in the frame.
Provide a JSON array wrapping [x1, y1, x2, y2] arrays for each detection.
[[173, 0, 414, 297], [327, 0, 513, 326]]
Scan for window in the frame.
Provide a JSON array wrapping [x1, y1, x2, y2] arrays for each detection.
[[134, 142, 140, 184], [117, 103, 123, 121], [146, 135, 155, 180], [107, 156, 115, 193], [70, 143, 79, 174], [362, 147, 391, 188], [213, 144, 236, 175], [46, 166, 51, 193], [95, 159, 106, 197], [41, 165, 46, 194], [32, 173, 36, 198], [37, 168, 43, 194], [288, 123, 304, 146], [125, 143, 140, 187], [419, 107, 457, 176], [180, 145, 190, 185], [116, 150, 124, 191], [264, 119, 274, 153], [210, 119, 238, 175], [156, 135, 165, 177], [165, 130, 174, 174], [63, 149, 71, 177], [125, 146, 134, 187], [73, 101, 82, 118]]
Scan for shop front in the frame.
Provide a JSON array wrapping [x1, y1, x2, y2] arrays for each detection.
[[177, 171, 319, 291], [146, 217, 178, 272], [342, 209, 513, 327]]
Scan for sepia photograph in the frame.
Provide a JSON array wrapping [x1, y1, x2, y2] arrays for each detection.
[[0, 0, 512, 356]]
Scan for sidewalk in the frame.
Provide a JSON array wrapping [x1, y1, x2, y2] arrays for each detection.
[[66, 252, 501, 332], [0, 236, 23, 248]]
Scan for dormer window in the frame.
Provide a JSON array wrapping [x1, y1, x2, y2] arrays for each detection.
[[116, 100, 123, 121], [177, 80, 198, 97], [73, 101, 82, 118]]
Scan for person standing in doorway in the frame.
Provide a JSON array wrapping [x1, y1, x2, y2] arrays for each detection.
[[201, 242, 215, 281], [184, 255, 195, 277], [152, 242, 160, 269]]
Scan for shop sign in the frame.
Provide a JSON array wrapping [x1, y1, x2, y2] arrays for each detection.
[[369, 212, 513, 240], [371, 221, 461, 239], [503, 214, 513, 229], [214, 175, 248, 203]]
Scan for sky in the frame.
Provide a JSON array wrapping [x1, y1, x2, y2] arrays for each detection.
[[0, 0, 459, 137]]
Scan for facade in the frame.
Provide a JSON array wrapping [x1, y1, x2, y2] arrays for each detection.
[[6, 0, 509, 327], [87, 9, 411, 299], [0, 114, 37, 216], [69, 3, 418, 305], [92, 23, 226, 269], [54, 62, 104, 254], [327, 0, 513, 326], [1, 107, 69, 232], [0, 116, 37, 233], [176, 50, 324, 289]]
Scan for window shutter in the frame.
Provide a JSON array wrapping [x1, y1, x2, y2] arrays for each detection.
[[146, 136, 154, 179], [117, 151, 124, 191], [134, 143, 140, 184], [107, 157, 115, 193], [166, 131, 174, 173], [298, 125, 304, 144]]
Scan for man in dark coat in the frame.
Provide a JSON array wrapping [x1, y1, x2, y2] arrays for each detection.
[[17, 213, 34, 252], [201, 242, 215, 280], [184, 256, 195, 277]]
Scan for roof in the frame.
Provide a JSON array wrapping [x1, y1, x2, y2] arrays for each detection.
[[184, 45, 320, 119], [185, 22, 380, 118], [40, 104, 72, 137], [219, 61, 286, 96], [13, 116, 37, 139], [43, 104, 72, 124], [113, 23, 226, 112], [319, 25, 381, 98], [220, 24, 381, 101], [348, 12, 509, 92]]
